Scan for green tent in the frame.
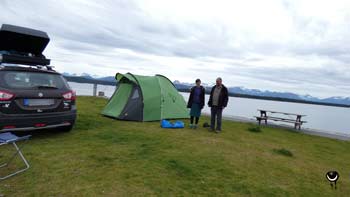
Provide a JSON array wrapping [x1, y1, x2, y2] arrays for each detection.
[[102, 73, 189, 121]]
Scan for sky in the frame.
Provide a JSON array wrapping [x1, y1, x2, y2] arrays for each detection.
[[0, 0, 350, 98]]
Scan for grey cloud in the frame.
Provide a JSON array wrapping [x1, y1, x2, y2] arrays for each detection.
[[225, 65, 350, 89], [1, 0, 350, 97]]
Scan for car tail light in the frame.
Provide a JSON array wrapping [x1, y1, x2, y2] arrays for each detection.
[[35, 123, 46, 127], [3, 125, 16, 129], [62, 91, 76, 101], [0, 90, 15, 101]]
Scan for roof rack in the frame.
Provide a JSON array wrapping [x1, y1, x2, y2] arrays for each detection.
[[0, 63, 54, 71], [28, 64, 54, 71], [0, 53, 51, 66]]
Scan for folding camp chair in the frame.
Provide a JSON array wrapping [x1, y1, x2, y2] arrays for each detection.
[[0, 132, 31, 180]]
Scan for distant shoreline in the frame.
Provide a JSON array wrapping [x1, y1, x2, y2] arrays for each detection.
[[177, 88, 350, 108], [64, 76, 350, 108]]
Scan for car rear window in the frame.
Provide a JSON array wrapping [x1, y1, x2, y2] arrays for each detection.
[[0, 71, 69, 89]]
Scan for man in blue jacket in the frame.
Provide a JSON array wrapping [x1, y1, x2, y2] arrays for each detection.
[[208, 77, 229, 133]]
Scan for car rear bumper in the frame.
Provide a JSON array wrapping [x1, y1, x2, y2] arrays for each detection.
[[0, 110, 76, 132]]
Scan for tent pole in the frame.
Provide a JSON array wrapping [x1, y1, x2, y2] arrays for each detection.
[[158, 77, 163, 125]]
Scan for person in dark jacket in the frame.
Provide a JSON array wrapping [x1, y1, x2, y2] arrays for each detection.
[[187, 79, 205, 129], [208, 77, 229, 133]]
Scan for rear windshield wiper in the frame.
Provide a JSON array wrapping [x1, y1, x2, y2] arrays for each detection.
[[35, 85, 58, 89]]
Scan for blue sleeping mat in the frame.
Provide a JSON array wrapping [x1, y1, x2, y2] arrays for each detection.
[[161, 120, 184, 129]]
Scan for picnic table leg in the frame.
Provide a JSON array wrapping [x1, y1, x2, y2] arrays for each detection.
[[296, 115, 302, 130], [260, 111, 268, 125]]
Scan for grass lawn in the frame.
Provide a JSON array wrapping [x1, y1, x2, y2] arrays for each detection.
[[1, 96, 350, 196]]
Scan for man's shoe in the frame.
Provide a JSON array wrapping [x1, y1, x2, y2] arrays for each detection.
[[189, 124, 193, 129], [193, 125, 198, 129]]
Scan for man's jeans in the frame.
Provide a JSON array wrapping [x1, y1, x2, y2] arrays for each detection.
[[210, 106, 223, 131]]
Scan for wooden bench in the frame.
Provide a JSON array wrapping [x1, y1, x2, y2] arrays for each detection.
[[255, 109, 307, 130]]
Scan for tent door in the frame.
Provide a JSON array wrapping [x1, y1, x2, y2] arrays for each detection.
[[101, 83, 133, 118], [118, 86, 143, 121]]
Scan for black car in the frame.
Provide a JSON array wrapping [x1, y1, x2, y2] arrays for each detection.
[[0, 24, 76, 132]]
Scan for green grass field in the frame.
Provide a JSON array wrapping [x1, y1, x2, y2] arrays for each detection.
[[1, 96, 350, 196]]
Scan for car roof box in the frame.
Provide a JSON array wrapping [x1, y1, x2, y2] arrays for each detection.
[[0, 24, 51, 66]]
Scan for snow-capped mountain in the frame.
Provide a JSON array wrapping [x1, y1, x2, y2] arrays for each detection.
[[321, 97, 350, 105], [62, 73, 350, 106]]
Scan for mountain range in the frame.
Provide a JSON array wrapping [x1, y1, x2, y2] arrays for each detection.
[[62, 73, 350, 106]]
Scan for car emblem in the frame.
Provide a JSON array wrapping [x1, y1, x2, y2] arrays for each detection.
[[38, 92, 43, 97]]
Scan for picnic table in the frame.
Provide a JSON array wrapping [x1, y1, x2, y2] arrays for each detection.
[[255, 109, 307, 130]]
